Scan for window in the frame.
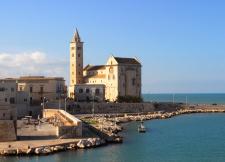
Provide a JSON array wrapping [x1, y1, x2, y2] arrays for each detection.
[[5, 98, 7, 102], [132, 78, 136, 86], [95, 89, 100, 95], [78, 53, 80, 57], [72, 53, 74, 57], [77, 47, 81, 50], [11, 88, 14, 92], [71, 47, 75, 50], [113, 75, 115, 80], [86, 88, 90, 93], [30, 97, 32, 104], [40, 86, 44, 93], [19, 86, 23, 91], [3, 113, 5, 117], [30, 87, 33, 93], [72, 72, 74, 75], [72, 80, 74, 84], [72, 64, 74, 67], [10, 97, 15, 104], [79, 88, 83, 93]]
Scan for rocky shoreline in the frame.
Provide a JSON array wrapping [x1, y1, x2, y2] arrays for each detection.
[[1, 107, 225, 156], [0, 138, 106, 156]]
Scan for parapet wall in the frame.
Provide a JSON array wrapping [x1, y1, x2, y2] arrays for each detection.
[[43, 109, 82, 137]]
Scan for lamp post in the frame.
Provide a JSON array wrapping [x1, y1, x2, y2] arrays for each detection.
[[65, 98, 67, 112], [42, 97, 47, 118]]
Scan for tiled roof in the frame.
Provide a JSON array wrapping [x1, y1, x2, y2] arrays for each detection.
[[114, 57, 140, 65]]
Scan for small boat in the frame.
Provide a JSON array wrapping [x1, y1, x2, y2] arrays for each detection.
[[138, 121, 146, 133]]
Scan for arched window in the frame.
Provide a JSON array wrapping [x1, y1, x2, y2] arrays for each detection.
[[95, 89, 100, 95], [79, 88, 83, 93]]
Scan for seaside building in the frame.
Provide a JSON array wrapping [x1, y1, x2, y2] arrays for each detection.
[[0, 76, 66, 117], [69, 29, 142, 102], [17, 76, 66, 105], [0, 79, 17, 141]]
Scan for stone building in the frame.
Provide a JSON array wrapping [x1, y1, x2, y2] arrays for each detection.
[[0, 76, 66, 117], [0, 79, 17, 141], [69, 29, 142, 101], [74, 84, 105, 102], [0, 78, 17, 105], [17, 76, 66, 105]]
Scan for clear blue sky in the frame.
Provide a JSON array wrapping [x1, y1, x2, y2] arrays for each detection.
[[0, 0, 225, 93]]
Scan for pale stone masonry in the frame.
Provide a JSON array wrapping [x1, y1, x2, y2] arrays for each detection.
[[0, 76, 66, 117], [69, 29, 142, 101]]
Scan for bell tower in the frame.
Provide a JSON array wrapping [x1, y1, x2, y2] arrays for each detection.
[[69, 29, 83, 98]]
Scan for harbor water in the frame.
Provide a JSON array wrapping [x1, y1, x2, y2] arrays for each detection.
[[2, 113, 225, 162]]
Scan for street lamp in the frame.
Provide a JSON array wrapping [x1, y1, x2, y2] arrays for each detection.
[[41, 97, 48, 118], [65, 97, 68, 112]]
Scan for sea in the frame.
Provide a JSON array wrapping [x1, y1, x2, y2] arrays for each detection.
[[143, 93, 225, 104], [1, 93, 225, 162]]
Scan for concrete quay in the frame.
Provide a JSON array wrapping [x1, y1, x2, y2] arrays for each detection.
[[0, 138, 106, 156]]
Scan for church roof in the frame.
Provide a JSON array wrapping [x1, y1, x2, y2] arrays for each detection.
[[84, 65, 106, 71], [84, 74, 106, 79], [114, 57, 141, 65]]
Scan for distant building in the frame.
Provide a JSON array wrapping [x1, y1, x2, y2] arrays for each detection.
[[69, 29, 142, 101]]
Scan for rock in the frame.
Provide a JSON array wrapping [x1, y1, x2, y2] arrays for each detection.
[[26, 148, 34, 154], [95, 138, 101, 146], [53, 145, 65, 151], [42, 147, 52, 154], [77, 139, 93, 148], [35, 147, 52, 155], [16, 148, 23, 155], [67, 143, 76, 150], [3, 149, 17, 155], [77, 139, 86, 149], [34, 147, 41, 154], [87, 138, 96, 146]]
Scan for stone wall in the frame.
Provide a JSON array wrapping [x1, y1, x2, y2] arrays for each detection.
[[0, 120, 17, 142], [66, 102, 183, 114]]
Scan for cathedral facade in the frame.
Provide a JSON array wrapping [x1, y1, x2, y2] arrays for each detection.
[[69, 30, 142, 102]]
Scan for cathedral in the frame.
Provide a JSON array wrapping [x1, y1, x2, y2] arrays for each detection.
[[69, 29, 142, 102]]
